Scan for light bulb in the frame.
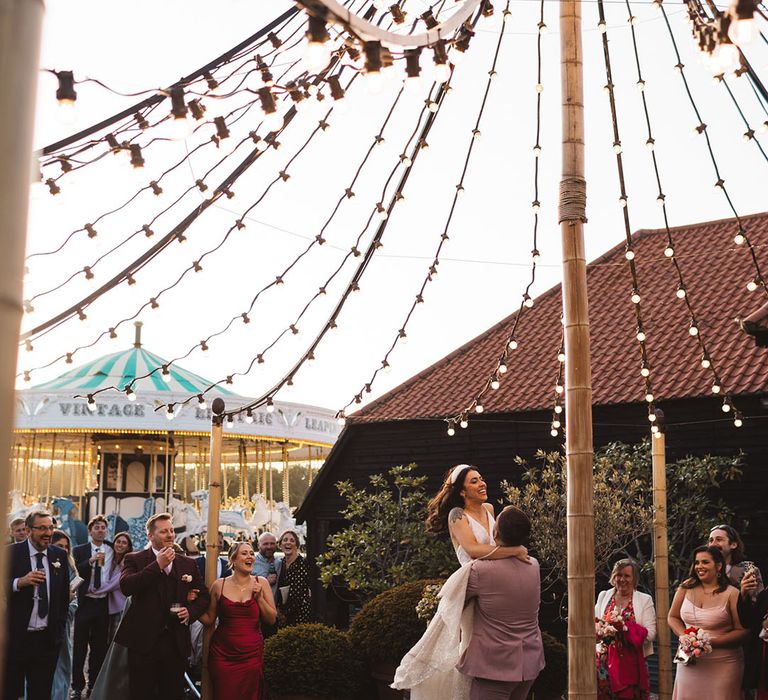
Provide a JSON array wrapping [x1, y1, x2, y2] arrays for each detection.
[[555, 384, 564, 395], [550, 429, 559, 437], [746, 279, 758, 292], [722, 401, 731, 413], [475, 404, 484, 413], [166, 406, 176, 421], [126, 388, 136, 402], [712, 382, 721, 394], [636, 331, 646, 342], [734, 232, 745, 245], [711, 42, 740, 74], [197, 395, 207, 410], [58, 101, 76, 126], [434, 63, 451, 84], [491, 379, 500, 390], [508, 339, 518, 350], [689, 324, 699, 336], [161, 367, 172, 383], [405, 75, 422, 94], [365, 70, 383, 94], [728, 17, 757, 46], [664, 246, 674, 258], [168, 115, 193, 141], [245, 411, 254, 424], [447, 426, 455, 436], [86, 396, 97, 412], [734, 415, 743, 427], [645, 393, 654, 403], [305, 41, 332, 73], [263, 109, 284, 132], [460, 419, 468, 429], [554, 405, 562, 414], [499, 363, 508, 374], [676, 286, 686, 299], [631, 292, 641, 304], [701, 355, 711, 369], [336, 413, 346, 426]]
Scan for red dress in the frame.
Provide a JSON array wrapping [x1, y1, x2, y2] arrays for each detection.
[[209, 594, 264, 700]]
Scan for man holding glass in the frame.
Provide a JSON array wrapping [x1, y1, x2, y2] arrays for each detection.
[[117, 513, 209, 700], [4, 511, 70, 700], [72, 514, 113, 698]]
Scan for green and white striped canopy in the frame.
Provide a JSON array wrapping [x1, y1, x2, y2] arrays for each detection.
[[30, 346, 233, 396]]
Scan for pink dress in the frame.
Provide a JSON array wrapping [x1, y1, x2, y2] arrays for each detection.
[[672, 596, 743, 700]]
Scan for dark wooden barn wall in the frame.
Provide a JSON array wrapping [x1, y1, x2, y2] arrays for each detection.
[[301, 395, 768, 623]]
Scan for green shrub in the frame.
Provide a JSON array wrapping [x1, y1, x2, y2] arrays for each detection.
[[264, 623, 364, 699], [532, 631, 568, 699], [348, 579, 442, 665]]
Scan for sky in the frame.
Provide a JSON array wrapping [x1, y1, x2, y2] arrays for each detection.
[[19, 0, 768, 419]]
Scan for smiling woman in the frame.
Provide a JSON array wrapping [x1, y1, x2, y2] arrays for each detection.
[[425, 464, 528, 565]]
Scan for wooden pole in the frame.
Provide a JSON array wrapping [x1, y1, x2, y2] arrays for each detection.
[[652, 419, 672, 700], [559, 0, 596, 695], [202, 399, 225, 700], [0, 0, 45, 679]]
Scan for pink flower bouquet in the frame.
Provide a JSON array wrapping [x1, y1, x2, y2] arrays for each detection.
[[674, 626, 712, 666]]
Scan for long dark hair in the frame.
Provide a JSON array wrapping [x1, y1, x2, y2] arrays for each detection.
[[112, 532, 134, 570], [681, 545, 729, 592], [425, 465, 475, 534]]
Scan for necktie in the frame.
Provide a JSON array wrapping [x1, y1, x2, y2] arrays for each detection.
[[35, 552, 49, 618], [93, 550, 102, 589]]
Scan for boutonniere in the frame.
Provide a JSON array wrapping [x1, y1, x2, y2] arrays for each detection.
[[51, 561, 62, 570], [181, 574, 192, 583]]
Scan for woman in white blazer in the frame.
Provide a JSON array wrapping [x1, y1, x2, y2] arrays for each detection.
[[595, 558, 657, 699]]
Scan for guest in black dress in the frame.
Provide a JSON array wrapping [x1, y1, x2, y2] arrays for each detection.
[[276, 531, 311, 626]]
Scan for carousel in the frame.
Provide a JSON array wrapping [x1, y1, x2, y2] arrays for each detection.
[[11, 322, 339, 547]]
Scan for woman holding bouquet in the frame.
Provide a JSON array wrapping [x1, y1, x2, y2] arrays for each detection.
[[668, 545, 748, 699], [594, 558, 656, 699]]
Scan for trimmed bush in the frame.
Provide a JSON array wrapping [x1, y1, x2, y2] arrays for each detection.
[[348, 579, 442, 665], [264, 623, 364, 699], [532, 631, 568, 699]]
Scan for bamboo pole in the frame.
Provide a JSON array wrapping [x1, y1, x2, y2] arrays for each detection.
[[559, 0, 596, 695], [652, 418, 672, 700], [202, 399, 225, 700], [0, 0, 45, 680]]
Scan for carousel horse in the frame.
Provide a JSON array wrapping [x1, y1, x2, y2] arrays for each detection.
[[274, 501, 306, 543], [51, 496, 89, 545], [249, 494, 271, 530], [167, 497, 204, 542], [105, 512, 129, 542], [9, 490, 46, 526], [190, 490, 254, 537], [123, 498, 153, 550]]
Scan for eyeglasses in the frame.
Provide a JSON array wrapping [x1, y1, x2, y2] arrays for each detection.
[[30, 525, 55, 532]]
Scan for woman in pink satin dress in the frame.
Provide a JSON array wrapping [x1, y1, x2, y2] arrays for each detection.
[[668, 545, 748, 700]]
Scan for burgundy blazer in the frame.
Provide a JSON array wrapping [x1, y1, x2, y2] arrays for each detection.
[[116, 548, 210, 657], [457, 556, 546, 683]]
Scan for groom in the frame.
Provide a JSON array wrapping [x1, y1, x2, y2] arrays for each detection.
[[117, 512, 209, 700], [457, 506, 545, 700]]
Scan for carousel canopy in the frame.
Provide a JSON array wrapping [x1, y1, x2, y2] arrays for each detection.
[[16, 325, 339, 446]]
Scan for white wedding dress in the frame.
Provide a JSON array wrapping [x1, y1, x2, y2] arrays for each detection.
[[393, 507, 496, 700]]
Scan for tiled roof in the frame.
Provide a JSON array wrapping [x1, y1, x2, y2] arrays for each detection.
[[351, 213, 768, 423]]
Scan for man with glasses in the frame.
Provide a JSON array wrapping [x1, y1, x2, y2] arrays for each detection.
[[4, 511, 70, 700]]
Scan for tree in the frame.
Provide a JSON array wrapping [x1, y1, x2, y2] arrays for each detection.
[[502, 441, 742, 599], [317, 464, 457, 601]]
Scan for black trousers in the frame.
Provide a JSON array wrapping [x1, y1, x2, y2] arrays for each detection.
[[3, 629, 59, 700], [127, 629, 186, 700], [72, 596, 109, 692]]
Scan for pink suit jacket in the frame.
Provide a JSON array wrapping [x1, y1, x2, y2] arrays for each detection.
[[456, 556, 546, 683]]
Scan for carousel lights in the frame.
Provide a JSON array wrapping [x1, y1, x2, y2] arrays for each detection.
[[86, 395, 97, 412], [85, 224, 98, 239], [266, 397, 275, 413], [166, 404, 176, 420], [433, 41, 451, 84], [245, 409, 254, 424], [727, 0, 758, 45], [129, 144, 144, 169], [336, 410, 346, 426], [404, 49, 422, 91], [161, 365, 172, 382], [197, 395, 207, 410], [125, 387, 136, 401]]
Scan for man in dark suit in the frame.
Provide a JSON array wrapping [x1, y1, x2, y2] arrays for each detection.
[[71, 514, 113, 698], [117, 512, 210, 700], [4, 510, 70, 700]]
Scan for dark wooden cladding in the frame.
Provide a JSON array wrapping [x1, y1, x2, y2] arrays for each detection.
[[299, 394, 768, 623]]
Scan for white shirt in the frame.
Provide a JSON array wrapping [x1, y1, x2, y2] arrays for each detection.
[[11, 540, 51, 631], [87, 540, 114, 599], [151, 547, 173, 575]]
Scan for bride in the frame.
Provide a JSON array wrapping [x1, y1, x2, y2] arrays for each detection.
[[426, 463, 529, 564], [394, 465, 528, 699]]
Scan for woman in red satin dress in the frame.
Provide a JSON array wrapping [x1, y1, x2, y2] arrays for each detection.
[[200, 542, 277, 700]]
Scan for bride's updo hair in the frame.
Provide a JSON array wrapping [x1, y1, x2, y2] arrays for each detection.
[[425, 464, 475, 534]]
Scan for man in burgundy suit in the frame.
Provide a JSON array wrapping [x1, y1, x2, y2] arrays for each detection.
[[457, 506, 545, 700], [117, 512, 209, 700]]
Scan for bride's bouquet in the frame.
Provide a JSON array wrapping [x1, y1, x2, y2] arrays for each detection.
[[595, 609, 627, 654], [674, 626, 712, 666]]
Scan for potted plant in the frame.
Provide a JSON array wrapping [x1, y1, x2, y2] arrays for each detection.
[[348, 579, 442, 700], [264, 623, 364, 700]]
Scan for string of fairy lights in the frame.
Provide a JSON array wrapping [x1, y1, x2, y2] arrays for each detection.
[[596, 0, 662, 433], [20, 0, 768, 438], [624, 0, 746, 427], [71, 76, 417, 408], [658, 0, 768, 299], [51, 5, 472, 410], [170, 79, 458, 425], [443, 0, 547, 435]]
